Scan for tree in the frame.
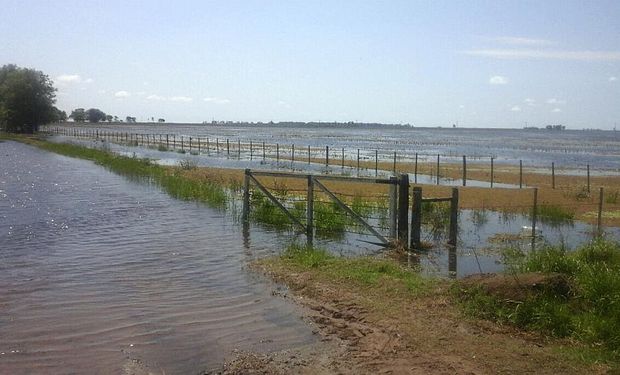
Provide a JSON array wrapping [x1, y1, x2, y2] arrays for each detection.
[[0, 64, 57, 133], [86, 108, 106, 123], [69, 108, 86, 122], [125, 116, 136, 123], [105, 114, 113, 122], [51, 107, 67, 122], [158, 118, 165, 123]]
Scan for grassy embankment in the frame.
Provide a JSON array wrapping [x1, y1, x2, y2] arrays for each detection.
[[254, 241, 620, 372], [456, 239, 620, 364]]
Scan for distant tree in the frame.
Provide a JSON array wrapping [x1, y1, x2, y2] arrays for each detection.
[[125, 116, 136, 123], [113, 115, 118, 122], [51, 107, 67, 122], [69, 108, 86, 122], [105, 114, 113, 122], [158, 118, 165, 123], [0, 64, 57, 133], [85, 108, 106, 123]]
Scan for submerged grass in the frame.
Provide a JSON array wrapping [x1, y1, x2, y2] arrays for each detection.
[[7, 135, 228, 209], [457, 239, 620, 364], [535, 204, 575, 226]]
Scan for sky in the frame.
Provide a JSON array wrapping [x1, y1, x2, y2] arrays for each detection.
[[1, 0, 619, 129]]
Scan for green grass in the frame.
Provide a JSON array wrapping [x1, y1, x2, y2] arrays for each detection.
[[458, 239, 620, 364], [280, 243, 429, 293], [6, 135, 228, 209], [534, 204, 575, 226]]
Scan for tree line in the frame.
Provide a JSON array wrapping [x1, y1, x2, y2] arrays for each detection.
[[1, 64, 166, 133]]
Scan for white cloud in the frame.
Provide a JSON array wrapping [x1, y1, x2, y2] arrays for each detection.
[[170, 96, 193, 102], [146, 94, 166, 101], [524, 98, 535, 106], [546, 98, 566, 105], [610, 76, 618, 82], [552, 108, 562, 113], [114, 90, 130, 98], [489, 75, 508, 85], [463, 49, 620, 61], [56, 74, 82, 83], [203, 97, 230, 104], [489, 36, 555, 46], [83, 78, 94, 84], [510, 105, 522, 112]]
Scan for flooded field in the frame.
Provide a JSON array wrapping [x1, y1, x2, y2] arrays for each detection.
[[46, 123, 620, 171], [0, 141, 314, 374]]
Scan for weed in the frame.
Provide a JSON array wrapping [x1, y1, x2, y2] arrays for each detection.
[[157, 144, 168, 152], [178, 158, 197, 170], [534, 204, 574, 226], [606, 190, 619, 204]]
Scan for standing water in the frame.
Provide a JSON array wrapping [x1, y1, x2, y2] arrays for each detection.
[[0, 141, 314, 374]]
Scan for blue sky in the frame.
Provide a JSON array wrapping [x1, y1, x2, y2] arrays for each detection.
[[2, 0, 619, 128]]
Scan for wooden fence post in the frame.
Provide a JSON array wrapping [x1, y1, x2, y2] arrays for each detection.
[[375, 150, 378, 176], [341, 147, 345, 168], [189, 137, 192, 151], [519, 160, 523, 188], [357, 149, 360, 171], [250, 140, 253, 160], [307, 175, 314, 246], [276, 143, 280, 162], [410, 187, 422, 250], [325, 146, 329, 166], [291, 144, 295, 165], [587, 164, 591, 193], [414, 153, 418, 183], [307, 145, 311, 164], [262, 141, 265, 160], [216, 138, 219, 153], [226, 139, 230, 155], [552, 162, 555, 189], [490, 157, 494, 188], [531, 187, 538, 251], [243, 169, 251, 223], [393, 151, 397, 173], [462, 155, 467, 186], [389, 176, 398, 239], [397, 173, 410, 246], [598, 187, 604, 237], [436, 154, 440, 185], [448, 188, 459, 249]]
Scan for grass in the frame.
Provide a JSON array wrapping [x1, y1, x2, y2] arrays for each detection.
[[277, 243, 430, 293], [457, 239, 620, 364], [535, 204, 575, 226], [6, 135, 228, 209]]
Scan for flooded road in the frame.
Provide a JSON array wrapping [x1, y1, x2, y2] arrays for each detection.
[[0, 141, 314, 374]]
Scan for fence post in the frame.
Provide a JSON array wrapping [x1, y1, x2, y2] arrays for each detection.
[[189, 137, 192, 151], [307, 145, 311, 164], [531, 187, 538, 251], [436, 154, 440, 185], [276, 143, 280, 162], [243, 169, 251, 223], [397, 173, 410, 247], [262, 141, 265, 160], [250, 140, 253, 160], [552, 162, 555, 189], [238, 140, 241, 158], [325, 146, 329, 166], [448, 188, 459, 249], [597, 187, 604, 237], [173, 135, 176, 149], [410, 187, 422, 250], [181, 136, 184, 152], [393, 151, 397, 173], [307, 175, 314, 246], [357, 149, 360, 171], [226, 139, 230, 155], [462, 155, 467, 186], [587, 164, 591, 193], [206, 138, 210, 154], [389, 177, 398, 239], [490, 157, 494, 188], [216, 138, 219, 153], [414, 153, 418, 183], [341, 147, 345, 168], [292, 144, 295, 165], [519, 160, 523, 188], [375, 150, 378, 176]]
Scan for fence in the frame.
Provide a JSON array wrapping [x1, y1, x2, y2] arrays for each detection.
[[44, 126, 611, 192]]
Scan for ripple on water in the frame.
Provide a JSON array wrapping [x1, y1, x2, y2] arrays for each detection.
[[0, 141, 314, 374]]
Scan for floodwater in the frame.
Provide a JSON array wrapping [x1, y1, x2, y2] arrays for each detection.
[[45, 123, 620, 171], [0, 141, 314, 374]]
